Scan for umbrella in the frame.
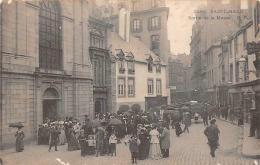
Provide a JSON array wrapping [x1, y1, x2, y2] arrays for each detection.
[[9, 122, 24, 128], [109, 118, 122, 126]]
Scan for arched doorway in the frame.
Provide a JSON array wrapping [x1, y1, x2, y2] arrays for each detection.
[[42, 88, 60, 122], [95, 100, 102, 116]]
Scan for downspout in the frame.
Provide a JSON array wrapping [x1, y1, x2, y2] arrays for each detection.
[[72, 0, 76, 118], [0, 1, 3, 150]]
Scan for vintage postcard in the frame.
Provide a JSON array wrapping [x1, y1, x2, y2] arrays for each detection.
[[0, 0, 260, 164]]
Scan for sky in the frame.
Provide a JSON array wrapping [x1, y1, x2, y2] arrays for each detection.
[[166, 0, 206, 55]]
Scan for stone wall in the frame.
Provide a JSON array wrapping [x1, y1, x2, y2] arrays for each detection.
[[0, 0, 94, 149]]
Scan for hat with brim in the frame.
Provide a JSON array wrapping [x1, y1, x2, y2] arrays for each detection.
[[210, 119, 216, 124]]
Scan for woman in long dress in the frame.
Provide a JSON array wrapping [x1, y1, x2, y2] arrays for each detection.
[[15, 127, 25, 152], [67, 125, 79, 151], [59, 124, 66, 145], [148, 126, 162, 160]]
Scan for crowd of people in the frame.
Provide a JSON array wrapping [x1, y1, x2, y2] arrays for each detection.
[[35, 111, 173, 163], [13, 104, 222, 162]]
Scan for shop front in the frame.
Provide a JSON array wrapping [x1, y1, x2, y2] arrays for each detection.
[[229, 79, 260, 138]]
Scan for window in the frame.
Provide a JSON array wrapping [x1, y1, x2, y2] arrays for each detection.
[[148, 62, 153, 72], [244, 59, 249, 81], [235, 62, 239, 82], [118, 78, 126, 97], [90, 34, 105, 49], [132, 19, 142, 32], [230, 64, 233, 82], [93, 56, 105, 87], [128, 78, 135, 96], [151, 35, 160, 53], [243, 30, 247, 49], [39, 0, 62, 70], [118, 60, 125, 74], [156, 79, 162, 95], [254, 2, 260, 35], [222, 64, 225, 82], [222, 43, 228, 53], [234, 37, 238, 55], [147, 79, 154, 95], [148, 16, 161, 30], [156, 64, 161, 73], [127, 61, 135, 74]]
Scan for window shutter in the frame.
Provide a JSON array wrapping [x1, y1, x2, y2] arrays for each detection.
[[158, 16, 161, 29]]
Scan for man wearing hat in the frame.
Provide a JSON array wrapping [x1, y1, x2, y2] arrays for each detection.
[[204, 119, 220, 158], [48, 124, 61, 152]]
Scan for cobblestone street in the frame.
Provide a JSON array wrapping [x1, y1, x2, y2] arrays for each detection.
[[1, 119, 259, 165]]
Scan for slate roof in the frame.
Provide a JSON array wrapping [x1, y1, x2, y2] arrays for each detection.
[[108, 32, 166, 65]]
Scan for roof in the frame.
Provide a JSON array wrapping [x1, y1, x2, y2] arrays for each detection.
[[108, 32, 166, 65]]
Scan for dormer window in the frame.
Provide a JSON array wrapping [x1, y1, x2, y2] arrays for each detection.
[[128, 62, 135, 74], [116, 49, 126, 74], [154, 57, 161, 73], [156, 64, 161, 73], [147, 56, 153, 73], [126, 52, 135, 74], [118, 60, 125, 74]]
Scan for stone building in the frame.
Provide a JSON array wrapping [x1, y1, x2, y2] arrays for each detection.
[[107, 31, 167, 112], [0, 0, 93, 149], [168, 54, 192, 103], [102, 0, 170, 63], [190, 0, 242, 98], [88, 6, 116, 115]]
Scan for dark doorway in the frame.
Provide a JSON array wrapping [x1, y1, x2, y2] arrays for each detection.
[[95, 100, 102, 116], [43, 99, 58, 121], [42, 88, 60, 122]]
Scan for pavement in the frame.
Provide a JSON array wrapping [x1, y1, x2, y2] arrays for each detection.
[[242, 123, 260, 159], [0, 119, 260, 165]]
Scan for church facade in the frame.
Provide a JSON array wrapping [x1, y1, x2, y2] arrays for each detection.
[[0, 0, 94, 149]]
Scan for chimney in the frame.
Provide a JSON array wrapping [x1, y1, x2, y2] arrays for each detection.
[[118, 8, 130, 42]]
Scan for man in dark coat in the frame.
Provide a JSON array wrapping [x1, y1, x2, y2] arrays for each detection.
[[95, 126, 105, 157], [138, 129, 149, 160], [204, 119, 220, 158], [202, 110, 209, 126], [48, 125, 60, 152], [129, 135, 140, 164]]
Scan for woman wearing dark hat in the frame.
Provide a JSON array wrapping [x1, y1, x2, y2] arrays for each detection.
[[204, 119, 220, 158], [138, 128, 149, 160]]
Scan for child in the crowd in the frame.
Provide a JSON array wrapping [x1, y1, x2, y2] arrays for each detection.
[[129, 135, 140, 164], [109, 132, 117, 156]]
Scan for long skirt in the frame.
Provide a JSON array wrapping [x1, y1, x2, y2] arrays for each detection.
[[16, 138, 24, 152], [68, 134, 79, 151], [59, 130, 66, 145], [149, 143, 162, 160], [139, 143, 149, 160]]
